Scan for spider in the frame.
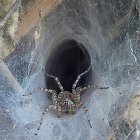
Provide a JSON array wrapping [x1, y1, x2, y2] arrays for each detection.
[[23, 66, 109, 134]]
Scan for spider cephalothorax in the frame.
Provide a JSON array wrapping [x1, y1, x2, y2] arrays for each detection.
[[57, 91, 78, 114], [23, 66, 109, 134]]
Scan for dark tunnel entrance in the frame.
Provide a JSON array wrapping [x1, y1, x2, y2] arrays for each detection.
[[45, 40, 92, 95]]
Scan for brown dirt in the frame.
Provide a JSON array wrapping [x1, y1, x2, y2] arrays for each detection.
[[15, 0, 62, 39]]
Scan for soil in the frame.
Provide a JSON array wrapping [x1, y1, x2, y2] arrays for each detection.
[[15, 0, 62, 39]]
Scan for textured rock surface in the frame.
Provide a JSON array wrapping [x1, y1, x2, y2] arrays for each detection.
[[0, 0, 140, 140]]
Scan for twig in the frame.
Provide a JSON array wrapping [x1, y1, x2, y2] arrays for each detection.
[[0, 60, 25, 94], [0, 0, 21, 29]]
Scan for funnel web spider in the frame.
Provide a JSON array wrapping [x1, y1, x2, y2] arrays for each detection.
[[23, 66, 109, 135]]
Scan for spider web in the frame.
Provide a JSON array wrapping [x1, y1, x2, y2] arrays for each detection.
[[0, 0, 140, 139]]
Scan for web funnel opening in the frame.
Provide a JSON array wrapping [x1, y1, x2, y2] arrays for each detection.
[[45, 40, 92, 93]]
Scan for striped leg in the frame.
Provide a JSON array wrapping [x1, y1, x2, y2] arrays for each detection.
[[72, 66, 91, 92], [47, 74, 64, 92], [35, 105, 57, 135], [79, 102, 92, 128], [77, 85, 109, 93], [22, 88, 57, 96]]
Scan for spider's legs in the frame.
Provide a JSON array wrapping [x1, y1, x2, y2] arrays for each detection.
[[22, 88, 56, 96], [47, 74, 64, 92], [35, 105, 57, 135], [77, 85, 109, 93], [79, 102, 92, 128], [72, 66, 91, 92]]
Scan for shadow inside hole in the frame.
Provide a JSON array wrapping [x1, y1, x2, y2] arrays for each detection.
[[45, 40, 92, 97]]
